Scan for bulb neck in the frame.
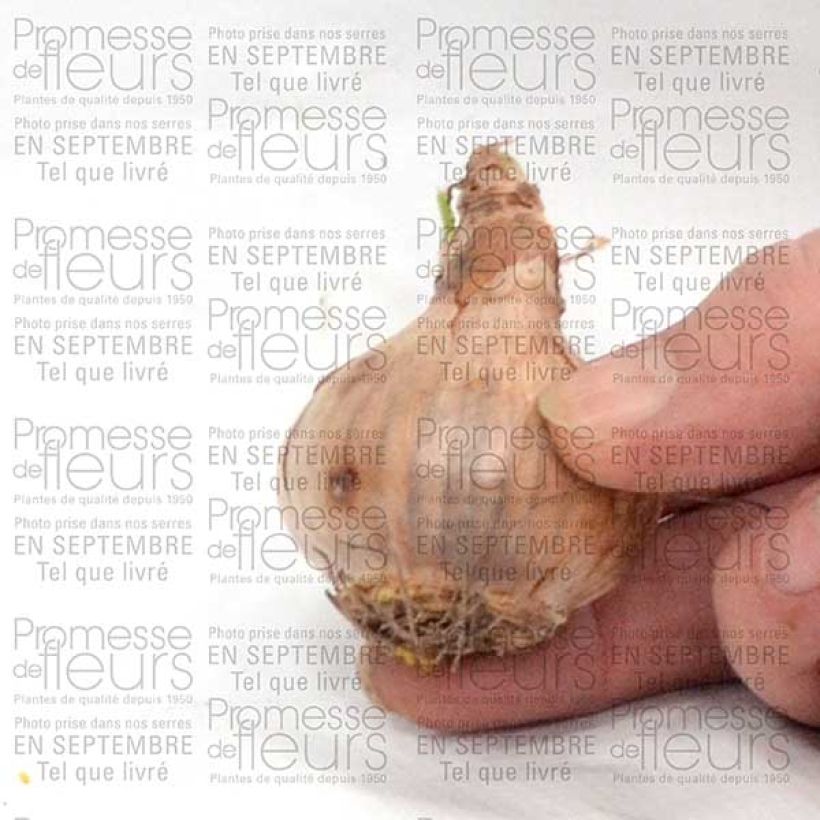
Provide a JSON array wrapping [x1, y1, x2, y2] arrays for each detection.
[[436, 146, 560, 310]]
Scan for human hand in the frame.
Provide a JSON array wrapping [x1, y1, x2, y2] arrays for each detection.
[[359, 230, 820, 730]]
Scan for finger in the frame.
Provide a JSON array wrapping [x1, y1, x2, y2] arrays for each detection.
[[360, 509, 732, 731], [538, 230, 820, 494], [712, 474, 820, 726]]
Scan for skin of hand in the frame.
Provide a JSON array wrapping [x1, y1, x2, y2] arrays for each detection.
[[359, 230, 820, 730]]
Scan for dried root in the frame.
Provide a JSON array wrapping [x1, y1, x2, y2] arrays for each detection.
[[326, 569, 566, 671]]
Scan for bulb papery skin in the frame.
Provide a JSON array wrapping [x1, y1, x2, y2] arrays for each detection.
[[279, 145, 659, 666]]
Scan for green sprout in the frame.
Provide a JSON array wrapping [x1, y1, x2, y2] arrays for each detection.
[[437, 188, 456, 241]]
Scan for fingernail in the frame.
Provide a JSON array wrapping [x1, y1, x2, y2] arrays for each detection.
[[772, 492, 820, 595], [537, 364, 677, 432]]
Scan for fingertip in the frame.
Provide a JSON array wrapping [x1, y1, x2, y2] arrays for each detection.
[[357, 651, 389, 711], [358, 652, 468, 730], [538, 358, 677, 492], [712, 476, 820, 727], [769, 486, 820, 596]]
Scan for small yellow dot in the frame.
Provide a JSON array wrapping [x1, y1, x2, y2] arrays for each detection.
[[18, 771, 31, 785]]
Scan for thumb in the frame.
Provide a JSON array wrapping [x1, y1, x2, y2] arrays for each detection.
[[538, 230, 820, 495]]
